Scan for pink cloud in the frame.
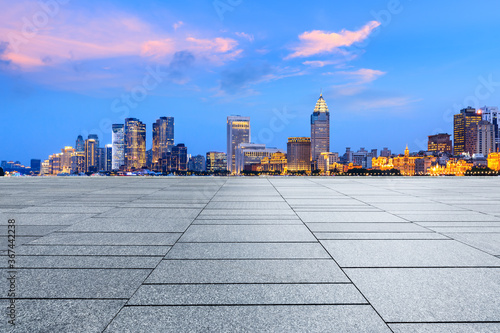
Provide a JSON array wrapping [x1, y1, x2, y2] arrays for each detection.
[[325, 68, 386, 96], [173, 21, 184, 31], [286, 21, 380, 59], [335, 68, 386, 84]]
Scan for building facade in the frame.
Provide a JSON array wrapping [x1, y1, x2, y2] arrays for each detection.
[[287, 137, 311, 172], [124, 118, 146, 170], [75, 135, 84, 152], [112, 124, 125, 170], [227, 116, 250, 174], [84, 139, 97, 173], [480, 106, 499, 150], [152, 117, 174, 168], [477, 120, 496, 156], [454, 107, 482, 155], [428, 133, 452, 154], [188, 155, 206, 172], [235, 143, 283, 174], [311, 94, 330, 163], [206, 152, 227, 173]]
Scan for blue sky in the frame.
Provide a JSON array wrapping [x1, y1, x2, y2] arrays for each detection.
[[2, 0, 500, 165]]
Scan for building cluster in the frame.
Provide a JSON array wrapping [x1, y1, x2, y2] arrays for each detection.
[[4, 95, 500, 176]]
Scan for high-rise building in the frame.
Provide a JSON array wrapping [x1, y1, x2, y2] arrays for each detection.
[[171, 144, 188, 171], [84, 139, 97, 173], [60, 146, 75, 173], [104, 144, 113, 171], [152, 117, 174, 167], [477, 120, 496, 156], [206, 152, 227, 173], [453, 107, 482, 155], [287, 137, 311, 172], [112, 124, 125, 170], [88, 134, 100, 148], [479, 106, 499, 151], [428, 133, 452, 154], [343, 147, 353, 163], [188, 155, 206, 172], [124, 118, 146, 171], [311, 93, 330, 163], [227, 116, 250, 174], [71, 152, 85, 174], [30, 159, 41, 174], [235, 143, 283, 174], [75, 135, 84, 152], [380, 147, 391, 157]]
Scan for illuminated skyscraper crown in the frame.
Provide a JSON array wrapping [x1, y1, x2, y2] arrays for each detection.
[[313, 94, 329, 113]]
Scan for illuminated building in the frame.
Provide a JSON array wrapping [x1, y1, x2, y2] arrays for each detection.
[[112, 124, 125, 170], [287, 137, 311, 172], [75, 135, 84, 152], [454, 107, 482, 155], [84, 139, 97, 173], [487, 152, 500, 171], [104, 144, 113, 171], [41, 160, 50, 175], [342, 147, 353, 163], [353, 148, 375, 169], [152, 117, 174, 169], [171, 144, 188, 171], [49, 153, 62, 174], [311, 93, 330, 163], [71, 152, 85, 174], [477, 120, 496, 156], [415, 156, 437, 175], [227, 116, 250, 174], [428, 159, 472, 176], [261, 152, 287, 173], [428, 133, 452, 154], [235, 143, 283, 174], [318, 152, 339, 172], [206, 152, 227, 173], [380, 147, 391, 158], [392, 146, 418, 176], [60, 146, 75, 173], [479, 106, 499, 149], [372, 156, 394, 171], [30, 159, 41, 174], [124, 118, 146, 171], [188, 155, 205, 172]]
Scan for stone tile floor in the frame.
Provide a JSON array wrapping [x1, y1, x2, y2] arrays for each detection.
[[0, 177, 499, 332]]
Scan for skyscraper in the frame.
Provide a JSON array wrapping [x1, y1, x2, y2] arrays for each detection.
[[453, 107, 482, 155], [30, 159, 41, 174], [124, 118, 146, 171], [206, 152, 227, 173], [104, 144, 113, 171], [477, 120, 495, 156], [287, 137, 311, 172], [112, 124, 125, 170], [188, 155, 206, 172], [428, 133, 452, 154], [75, 135, 84, 152], [152, 117, 174, 167], [311, 93, 330, 163], [227, 116, 250, 174], [480, 106, 499, 150], [172, 144, 188, 171], [84, 139, 97, 173]]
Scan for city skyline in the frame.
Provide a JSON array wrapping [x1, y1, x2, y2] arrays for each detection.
[[2, 1, 500, 165]]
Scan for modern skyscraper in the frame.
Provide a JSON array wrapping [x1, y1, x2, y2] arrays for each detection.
[[30, 159, 41, 174], [479, 106, 499, 150], [206, 152, 227, 173], [84, 139, 97, 173], [112, 124, 125, 170], [380, 147, 391, 157], [227, 116, 250, 174], [311, 93, 330, 163], [124, 118, 146, 170], [477, 120, 496, 156], [152, 117, 174, 167], [287, 137, 311, 172], [428, 133, 452, 154], [75, 135, 84, 152], [453, 107, 482, 155], [104, 144, 113, 171], [188, 155, 206, 172], [88, 134, 100, 148], [171, 144, 188, 171]]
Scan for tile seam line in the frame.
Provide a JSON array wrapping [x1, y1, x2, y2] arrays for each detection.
[[266, 177, 394, 332], [101, 177, 228, 332]]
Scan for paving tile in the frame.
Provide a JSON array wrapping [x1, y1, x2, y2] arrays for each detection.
[[166, 242, 330, 259], [193, 218, 302, 225], [205, 201, 290, 210], [104, 305, 390, 332], [0, 300, 126, 333], [99, 208, 201, 219], [179, 225, 316, 242], [0, 268, 150, 298], [389, 323, 500, 333], [0, 213, 94, 225], [199, 209, 296, 216], [146, 259, 349, 283], [307, 222, 428, 232], [445, 233, 500, 255], [315, 233, 448, 240], [16, 245, 171, 256], [129, 283, 367, 305], [345, 268, 500, 322], [396, 213, 500, 222], [29, 232, 181, 246], [12, 206, 114, 214], [63, 217, 193, 233], [0, 225, 66, 236], [297, 211, 406, 223], [322, 240, 500, 267], [0, 255, 162, 268]]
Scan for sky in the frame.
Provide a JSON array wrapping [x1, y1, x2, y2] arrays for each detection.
[[2, 0, 500, 165]]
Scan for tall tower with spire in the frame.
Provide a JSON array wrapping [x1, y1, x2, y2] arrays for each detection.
[[311, 93, 330, 163]]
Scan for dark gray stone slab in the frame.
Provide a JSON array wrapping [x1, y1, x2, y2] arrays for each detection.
[[345, 268, 500, 322], [0, 299, 126, 333], [322, 240, 500, 267], [146, 259, 349, 283], [0, 213, 94, 225], [104, 305, 390, 332], [0, 255, 162, 268], [193, 218, 302, 225], [0, 268, 150, 298], [166, 242, 330, 259], [195, 215, 300, 220], [99, 208, 201, 219], [29, 232, 181, 246], [199, 210, 297, 216], [179, 225, 316, 242], [316, 233, 448, 240], [129, 283, 366, 305], [297, 211, 406, 223], [206, 201, 290, 210], [0, 225, 66, 236], [307, 222, 428, 232], [389, 323, 500, 333], [63, 217, 193, 233], [16, 245, 171, 256]]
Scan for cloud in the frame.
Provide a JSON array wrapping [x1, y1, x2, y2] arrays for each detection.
[[303, 60, 340, 68], [167, 50, 195, 83], [354, 97, 422, 110], [335, 68, 386, 84], [219, 62, 272, 94], [235, 32, 254, 42], [173, 21, 184, 31], [0, 41, 12, 68], [286, 21, 380, 59], [326, 68, 386, 96]]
